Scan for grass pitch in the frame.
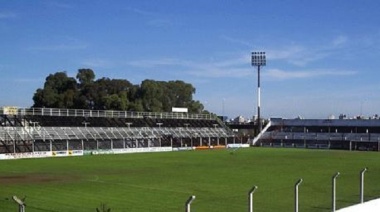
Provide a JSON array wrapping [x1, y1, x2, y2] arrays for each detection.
[[1, 148, 380, 211]]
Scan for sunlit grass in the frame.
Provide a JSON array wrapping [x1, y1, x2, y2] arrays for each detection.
[[1, 148, 379, 211]]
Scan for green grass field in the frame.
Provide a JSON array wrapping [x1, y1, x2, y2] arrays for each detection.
[[1, 148, 380, 211]]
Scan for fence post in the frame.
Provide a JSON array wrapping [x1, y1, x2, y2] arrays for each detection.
[[294, 179, 303, 212], [185, 195, 196, 212], [12, 196, 25, 212], [248, 186, 258, 212], [332, 172, 340, 212], [360, 168, 368, 203]]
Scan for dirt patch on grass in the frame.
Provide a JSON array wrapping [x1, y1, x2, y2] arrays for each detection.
[[0, 174, 79, 185]]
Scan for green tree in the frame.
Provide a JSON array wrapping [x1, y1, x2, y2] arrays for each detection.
[[103, 93, 128, 110], [90, 78, 132, 110], [32, 69, 204, 113], [188, 100, 204, 113], [165, 80, 200, 112], [140, 80, 164, 112], [76, 68, 95, 85], [33, 72, 77, 108]]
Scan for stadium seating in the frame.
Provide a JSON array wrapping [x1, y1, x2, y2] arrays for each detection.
[[0, 107, 234, 153], [257, 118, 380, 151]]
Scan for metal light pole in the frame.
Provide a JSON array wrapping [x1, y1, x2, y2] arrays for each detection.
[[360, 168, 368, 203], [294, 179, 303, 212], [251, 52, 266, 133], [332, 172, 340, 212], [248, 186, 258, 212]]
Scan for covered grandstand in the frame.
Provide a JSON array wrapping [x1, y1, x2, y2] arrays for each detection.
[[256, 118, 380, 151], [0, 107, 236, 157]]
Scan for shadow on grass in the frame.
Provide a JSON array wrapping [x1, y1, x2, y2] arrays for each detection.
[[28, 206, 60, 212], [1, 197, 60, 212], [311, 206, 330, 211]]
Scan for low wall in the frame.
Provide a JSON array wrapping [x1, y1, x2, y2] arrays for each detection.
[[89, 147, 172, 155], [0, 145, 238, 160], [172, 147, 195, 151], [0, 150, 83, 160], [195, 145, 226, 150]]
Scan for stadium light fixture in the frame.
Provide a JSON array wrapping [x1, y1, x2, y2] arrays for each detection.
[[294, 178, 303, 212], [332, 172, 340, 212], [251, 51, 266, 133]]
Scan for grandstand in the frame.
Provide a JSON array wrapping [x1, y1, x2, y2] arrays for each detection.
[[255, 118, 380, 151], [0, 107, 235, 155]]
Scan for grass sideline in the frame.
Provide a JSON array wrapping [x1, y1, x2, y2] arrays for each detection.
[[1, 148, 380, 211]]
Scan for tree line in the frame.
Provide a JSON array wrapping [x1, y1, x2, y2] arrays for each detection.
[[33, 69, 205, 113]]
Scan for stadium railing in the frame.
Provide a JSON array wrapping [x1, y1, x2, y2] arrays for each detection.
[[7, 107, 214, 120]]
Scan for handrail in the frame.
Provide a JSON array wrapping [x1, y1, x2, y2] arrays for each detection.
[[1, 107, 214, 120], [252, 121, 272, 145]]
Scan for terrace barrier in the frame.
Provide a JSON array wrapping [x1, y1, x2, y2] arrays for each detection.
[[1, 107, 214, 120], [0, 147, 174, 160], [0, 150, 84, 160]]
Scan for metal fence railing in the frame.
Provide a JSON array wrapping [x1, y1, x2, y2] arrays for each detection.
[[1, 107, 214, 120]]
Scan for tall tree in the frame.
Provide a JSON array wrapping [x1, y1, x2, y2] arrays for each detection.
[[140, 80, 164, 112], [33, 72, 77, 108], [76, 69, 95, 85], [32, 69, 204, 113], [166, 80, 195, 108]]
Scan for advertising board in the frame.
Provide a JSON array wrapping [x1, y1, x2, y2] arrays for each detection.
[[171, 107, 188, 113], [227, 144, 250, 148], [2, 106, 18, 115], [172, 147, 194, 151], [113, 147, 172, 154], [52, 150, 84, 157], [0, 151, 52, 160]]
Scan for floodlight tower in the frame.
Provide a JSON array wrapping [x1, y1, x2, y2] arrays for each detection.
[[251, 51, 266, 133]]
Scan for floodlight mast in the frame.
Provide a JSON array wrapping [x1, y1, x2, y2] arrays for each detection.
[[252, 52, 266, 133]]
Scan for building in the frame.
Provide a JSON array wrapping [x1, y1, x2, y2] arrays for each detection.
[[255, 118, 380, 151]]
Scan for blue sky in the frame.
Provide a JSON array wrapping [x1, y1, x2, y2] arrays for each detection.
[[1, 0, 380, 119]]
